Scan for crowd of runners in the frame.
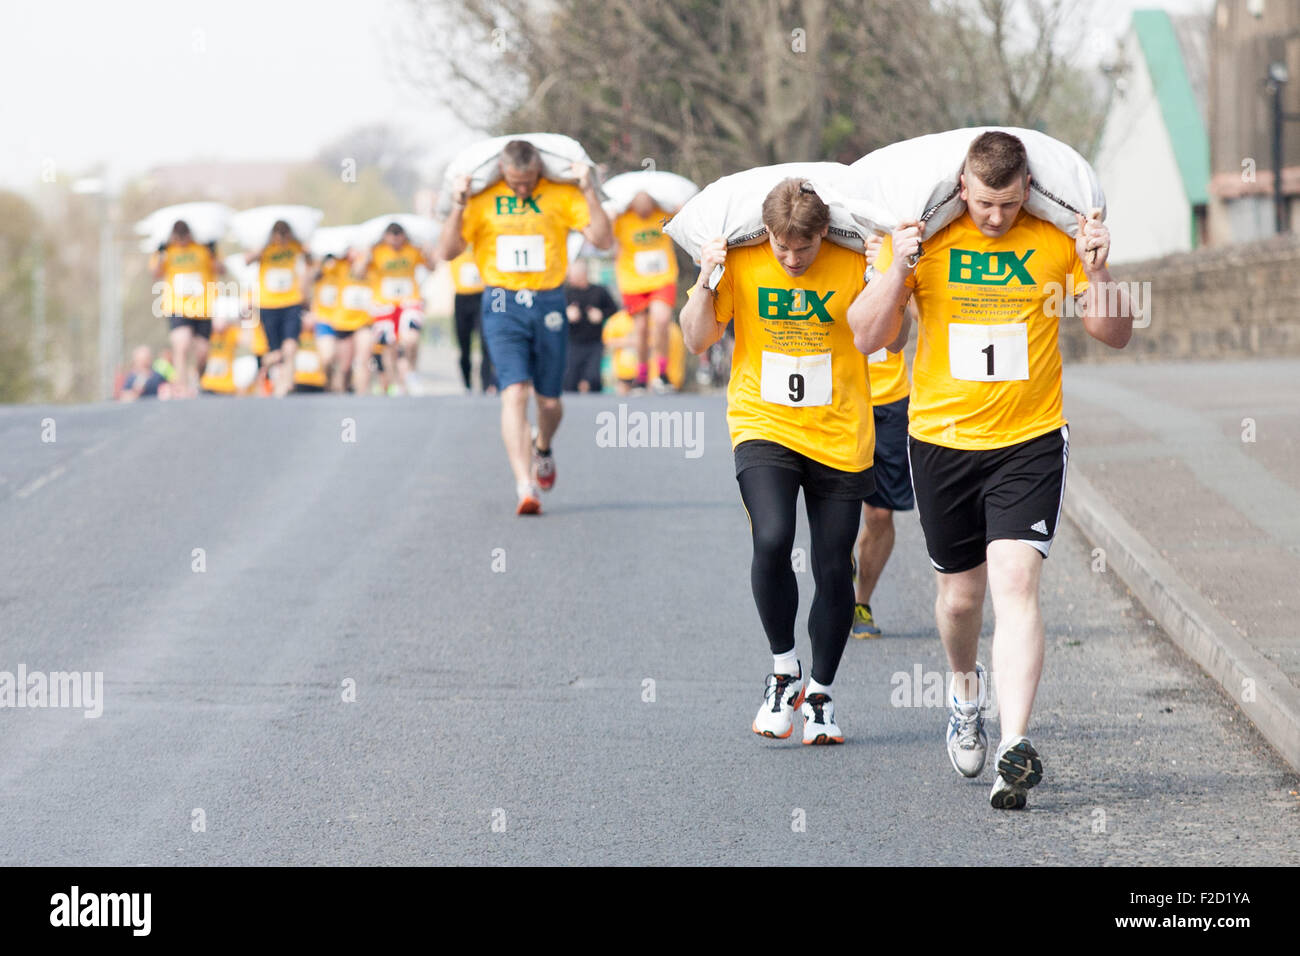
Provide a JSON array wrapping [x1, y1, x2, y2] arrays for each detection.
[[132, 129, 1135, 812]]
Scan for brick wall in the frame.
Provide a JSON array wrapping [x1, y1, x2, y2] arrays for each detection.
[[1060, 235, 1300, 362]]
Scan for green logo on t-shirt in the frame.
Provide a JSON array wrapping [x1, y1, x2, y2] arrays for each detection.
[[495, 194, 542, 215], [757, 287, 835, 322], [948, 249, 1035, 285]]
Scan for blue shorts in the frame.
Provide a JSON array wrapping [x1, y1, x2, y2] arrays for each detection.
[[865, 396, 915, 511], [261, 304, 303, 352], [480, 286, 568, 398]]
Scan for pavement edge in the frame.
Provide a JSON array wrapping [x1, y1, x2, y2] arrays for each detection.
[[1063, 470, 1300, 773]]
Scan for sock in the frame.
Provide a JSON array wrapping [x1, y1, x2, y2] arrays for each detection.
[[950, 672, 981, 711], [656, 356, 668, 377], [807, 678, 832, 698], [516, 480, 534, 499], [772, 649, 799, 677], [636, 362, 648, 384]]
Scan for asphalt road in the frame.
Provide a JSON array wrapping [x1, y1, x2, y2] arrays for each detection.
[[0, 393, 1296, 865]]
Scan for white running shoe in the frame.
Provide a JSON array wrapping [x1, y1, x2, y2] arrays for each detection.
[[801, 693, 844, 745], [752, 666, 805, 739], [946, 662, 989, 777], [989, 736, 1044, 810]]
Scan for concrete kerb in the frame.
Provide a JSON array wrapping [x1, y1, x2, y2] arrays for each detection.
[[1063, 470, 1300, 773]]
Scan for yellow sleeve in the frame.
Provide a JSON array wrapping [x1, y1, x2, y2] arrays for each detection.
[[711, 257, 735, 327], [460, 199, 481, 247], [1069, 239, 1090, 296], [873, 234, 916, 289], [566, 186, 591, 232]]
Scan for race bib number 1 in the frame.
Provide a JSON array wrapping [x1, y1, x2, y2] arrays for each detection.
[[948, 322, 1030, 382], [496, 235, 545, 273], [759, 351, 832, 407]]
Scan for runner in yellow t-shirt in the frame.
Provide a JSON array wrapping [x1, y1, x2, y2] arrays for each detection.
[[678, 177, 895, 746], [149, 220, 226, 398], [246, 220, 309, 397], [311, 253, 373, 393], [450, 245, 495, 392], [437, 139, 613, 515], [848, 131, 1135, 809], [612, 192, 680, 391], [850, 234, 916, 640], [357, 223, 434, 395]]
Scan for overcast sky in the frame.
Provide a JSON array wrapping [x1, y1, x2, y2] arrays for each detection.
[[0, 0, 1215, 195]]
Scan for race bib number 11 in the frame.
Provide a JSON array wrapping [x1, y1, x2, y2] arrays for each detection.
[[496, 235, 545, 273], [948, 322, 1030, 382], [759, 351, 832, 407]]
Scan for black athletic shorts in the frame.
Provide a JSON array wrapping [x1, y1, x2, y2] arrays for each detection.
[[734, 439, 876, 502], [864, 397, 915, 512], [168, 317, 212, 338], [260, 304, 303, 352], [908, 425, 1069, 574]]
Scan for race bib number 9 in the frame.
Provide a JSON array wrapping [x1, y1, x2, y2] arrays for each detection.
[[948, 322, 1029, 382], [380, 277, 415, 301], [759, 351, 832, 407], [264, 268, 295, 294], [496, 235, 545, 273], [633, 249, 669, 276], [341, 285, 372, 311]]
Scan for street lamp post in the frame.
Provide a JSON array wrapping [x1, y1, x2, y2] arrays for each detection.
[[73, 177, 122, 401]]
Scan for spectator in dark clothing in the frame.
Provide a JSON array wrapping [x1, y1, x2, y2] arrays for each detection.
[[564, 261, 618, 393], [121, 345, 170, 401]]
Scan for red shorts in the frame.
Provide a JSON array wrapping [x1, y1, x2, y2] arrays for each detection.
[[621, 283, 676, 315], [371, 303, 424, 345]]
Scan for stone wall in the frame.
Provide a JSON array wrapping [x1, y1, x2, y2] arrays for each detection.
[[1060, 235, 1300, 362]]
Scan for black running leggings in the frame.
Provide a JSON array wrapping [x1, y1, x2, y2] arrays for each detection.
[[737, 467, 861, 686], [454, 293, 495, 391]]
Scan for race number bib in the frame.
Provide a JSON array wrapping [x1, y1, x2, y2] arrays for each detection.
[[867, 347, 888, 364], [204, 357, 228, 377], [496, 235, 545, 273], [759, 351, 832, 407], [317, 284, 338, 308], [172, 272, 204, 299], [341, 285, 372, 311], [949, 322, 1030, 382], [633, 249, 669, 276], [295, 351, 322, 374], [458, 262, 482, 288], [264, 268, 295, 294], [380, 276, 415, 301]]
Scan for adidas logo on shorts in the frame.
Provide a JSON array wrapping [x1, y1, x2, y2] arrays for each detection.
[[1030, 519, 1049, 535]]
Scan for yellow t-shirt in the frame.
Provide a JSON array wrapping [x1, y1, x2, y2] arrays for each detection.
[[311, 258, 345, 326], [450, 247, 485, 295], [876, 210, 1088, 450], [867, 348, 910, 406], [461, 178, 590, 291], [336, 268, 375, 332], [369, 242, 424, 306], [709, 241, 874, 472], [258, 239, 304, 309], [157, 241, 215, 318], [603, 310, 686, 387], [200, 324, 239, 394], [613, 207, 678, 296]]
